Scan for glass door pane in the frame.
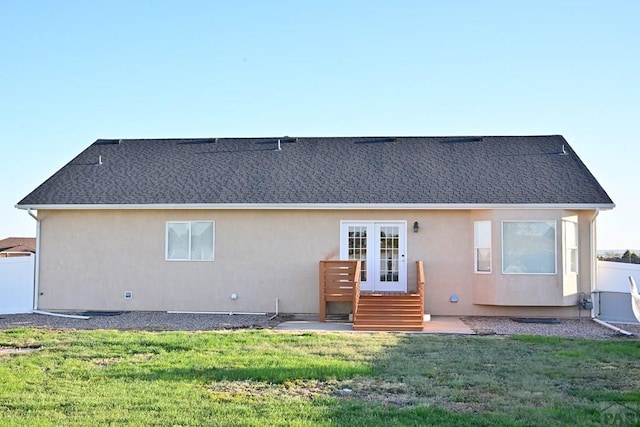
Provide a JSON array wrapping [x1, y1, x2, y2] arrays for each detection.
[[378, 226, 399, 283], [347, 226, 368, 282]]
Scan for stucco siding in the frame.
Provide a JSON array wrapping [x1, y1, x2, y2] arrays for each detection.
[[36, 208, 595, 317]]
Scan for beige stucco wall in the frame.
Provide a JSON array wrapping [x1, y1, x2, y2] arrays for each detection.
[[36, 208, 596, 318]]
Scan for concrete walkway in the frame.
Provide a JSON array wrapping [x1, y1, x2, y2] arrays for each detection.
[[275, 316, 475, 334]]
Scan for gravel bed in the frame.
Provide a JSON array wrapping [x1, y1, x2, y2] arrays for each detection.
[[462, 316, 640, 339], [1, 312, 638, 339], [0, 312, 278, 331]]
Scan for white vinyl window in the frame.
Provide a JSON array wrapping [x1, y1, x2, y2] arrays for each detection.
[[474, 220, 491, 273], [502, 221, 556, 274], [564, 220, 578, 274], [166, 221, 215, 261]]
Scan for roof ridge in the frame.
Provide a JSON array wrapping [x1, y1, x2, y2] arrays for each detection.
[[93, 134, 564, 142]]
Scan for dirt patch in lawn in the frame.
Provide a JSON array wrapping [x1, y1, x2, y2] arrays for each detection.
[[208, 377, 457, 409], [209, 379, 338, 401], [0, 346, 40, 356]]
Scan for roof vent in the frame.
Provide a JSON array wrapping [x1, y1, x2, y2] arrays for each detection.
[[354, 137, 398, 145], [559, 145, 568, 156], [274, 137, 297, 151], [94, 139, 121, 145], [439, 137, 483, 144]]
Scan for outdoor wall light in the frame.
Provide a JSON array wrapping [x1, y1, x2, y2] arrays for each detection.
[[413, 221, 419, 232], [231, 293, 238, 300]]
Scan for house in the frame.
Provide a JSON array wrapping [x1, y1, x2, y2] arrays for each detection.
[[0, 237, 36, 258], [16, 136, 613, 321]]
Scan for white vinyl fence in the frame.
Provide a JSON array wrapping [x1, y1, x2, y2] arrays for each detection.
[[0, 254, 34, 314], [596, 260, 640, 324]]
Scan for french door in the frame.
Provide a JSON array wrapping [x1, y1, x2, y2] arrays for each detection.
[[340, 221, 407, 292]]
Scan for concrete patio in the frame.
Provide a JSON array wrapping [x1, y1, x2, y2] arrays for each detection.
[[275, 316, 475, 334]]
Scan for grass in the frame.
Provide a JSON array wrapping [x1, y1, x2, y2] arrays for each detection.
[[1, 329, 639, 426]]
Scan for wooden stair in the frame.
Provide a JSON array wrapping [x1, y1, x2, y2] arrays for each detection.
[[353, 293, 424, 331], [319, 261, 426, 332]]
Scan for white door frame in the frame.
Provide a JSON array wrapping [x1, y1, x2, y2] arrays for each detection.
[[340, 220, 407, 292]]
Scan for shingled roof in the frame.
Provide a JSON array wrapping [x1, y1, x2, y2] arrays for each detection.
[[0, 237, 36, 254], [17, 135, 614, 208]]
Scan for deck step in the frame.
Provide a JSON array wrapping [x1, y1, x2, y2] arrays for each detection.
[[357, 314, 423, 319], [354, 293, 424, 331], [353, 324, 425, 331]]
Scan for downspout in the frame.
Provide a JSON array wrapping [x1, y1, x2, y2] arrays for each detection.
[[593, 317, 633, 336], [27, 209, 40, 311], [589, 208, 600, 319], [269, 298, 279, 321]]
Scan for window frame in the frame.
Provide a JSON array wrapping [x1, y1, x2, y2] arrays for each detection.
[[474, 220, 492, 274], [563, 220, 579, 275], [501, 220, 557, 275], [165, 221, 215, 261]]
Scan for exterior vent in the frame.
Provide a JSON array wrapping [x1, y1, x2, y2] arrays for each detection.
[[355, 137, 398, 144], [94, 139, 121, 145]]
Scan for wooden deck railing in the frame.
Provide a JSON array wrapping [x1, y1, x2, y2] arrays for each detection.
[[416, 260, 425, 314], [319, 260, 361, 322]]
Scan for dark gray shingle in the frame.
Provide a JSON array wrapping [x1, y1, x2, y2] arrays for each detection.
[[17, 135, 614, 206]]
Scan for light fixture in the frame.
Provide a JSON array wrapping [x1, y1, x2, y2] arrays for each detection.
[[413, 221, 419, 233]]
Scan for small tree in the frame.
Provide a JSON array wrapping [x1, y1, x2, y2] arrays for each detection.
[[621, 250, 640, 263]]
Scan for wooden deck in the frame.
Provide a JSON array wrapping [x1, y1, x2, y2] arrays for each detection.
[[319, 260, 425, 331]]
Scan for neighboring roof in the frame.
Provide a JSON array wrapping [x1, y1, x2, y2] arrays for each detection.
[[17, 135, 614, 208], [0, 237, 36, 254]]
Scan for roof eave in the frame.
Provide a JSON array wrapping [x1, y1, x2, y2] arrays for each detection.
[[15, 203, 616, 211]]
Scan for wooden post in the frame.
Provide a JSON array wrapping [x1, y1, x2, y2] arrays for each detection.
[[416, 261, 425, 316], [319, 261, 326, 322]]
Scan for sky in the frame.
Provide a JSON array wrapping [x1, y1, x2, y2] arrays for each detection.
[[1, 1, 638, 250]]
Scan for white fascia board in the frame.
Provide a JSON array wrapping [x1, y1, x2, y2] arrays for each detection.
[[15, 203, 616, 211]]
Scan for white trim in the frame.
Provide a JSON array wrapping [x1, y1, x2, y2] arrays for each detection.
[[590, 208, 600, 318], [16, 203, 615, 211], [165, 221, 215, 261], [27, 208, 40, 311], [340, 220, 408, 292], [33, 218, 40, 310], [474, 220, 492, 274], [562, 219, 579, 275], [501, 220, 558, 275]]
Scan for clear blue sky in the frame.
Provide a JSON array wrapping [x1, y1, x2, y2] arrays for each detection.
[[1, 1, 638, 250]]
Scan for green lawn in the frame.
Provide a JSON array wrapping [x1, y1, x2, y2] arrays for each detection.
[[1, 329, 639, 426]]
